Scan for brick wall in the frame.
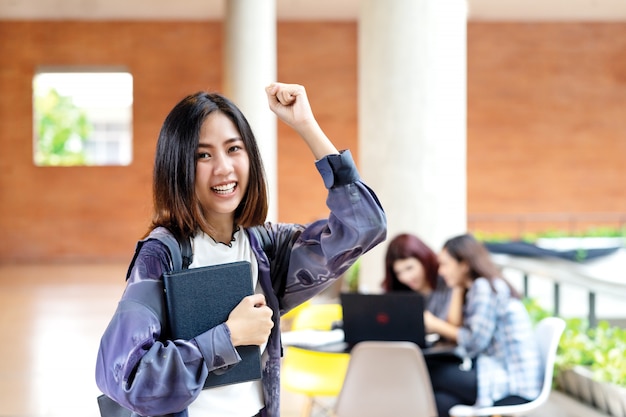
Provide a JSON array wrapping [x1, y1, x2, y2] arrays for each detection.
[[0, 21, 624, 263], [467, 23, 626, 236]]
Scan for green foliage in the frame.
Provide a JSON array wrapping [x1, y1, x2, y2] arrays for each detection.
[[556, 317, 597, 369], [472, 231, 513, 243], [34, 88, 92, 166], [525, 299, 626, 387], [474, 227, 626, 243], [344, 259, 360, 293], [522, 297, 552, 324], [588, 322, 626, 386]]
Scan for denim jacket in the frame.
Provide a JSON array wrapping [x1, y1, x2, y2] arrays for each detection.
[[95, 150, 387, 417]]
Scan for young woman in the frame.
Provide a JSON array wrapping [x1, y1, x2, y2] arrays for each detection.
[[95, 82, 387, 417], [424, 233, 542, 417], [382, 233, 454, 321]]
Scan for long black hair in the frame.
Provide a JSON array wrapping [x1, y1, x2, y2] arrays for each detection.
[[147, 92, 268, 239]]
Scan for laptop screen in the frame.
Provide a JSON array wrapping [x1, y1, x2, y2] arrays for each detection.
[[340, 292, 427, 348]]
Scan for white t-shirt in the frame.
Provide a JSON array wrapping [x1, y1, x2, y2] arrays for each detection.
[[187, 229, 266, 417]]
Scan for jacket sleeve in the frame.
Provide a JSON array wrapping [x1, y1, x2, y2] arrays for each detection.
[[95, 240, 241, 416], [278, 149, 387, 312]]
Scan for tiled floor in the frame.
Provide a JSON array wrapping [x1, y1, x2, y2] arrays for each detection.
[[0, 263, 611, 417], [0, 263, 126, 417], [279, 386, 611, 417]]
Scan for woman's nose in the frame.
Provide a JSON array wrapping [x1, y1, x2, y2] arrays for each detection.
[[212, 152, 233, 174]]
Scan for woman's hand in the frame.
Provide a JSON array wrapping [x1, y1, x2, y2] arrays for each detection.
[[265, 82, 315, 131], [447, 287, 465, 327], [424, 310, 436, 333], [225, 294, 274, 346], [265, 82, 339, 160], [425, 310, 460, 343]]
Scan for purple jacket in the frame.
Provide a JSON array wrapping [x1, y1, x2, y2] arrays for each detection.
[[95, 150, 386, 417]]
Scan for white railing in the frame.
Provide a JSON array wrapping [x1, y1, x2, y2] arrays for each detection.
[[491, 249, 626, 327]]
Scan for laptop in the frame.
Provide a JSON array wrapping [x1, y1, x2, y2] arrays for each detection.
[[337, 292, 460, 358], [340, 292, 428, 348]]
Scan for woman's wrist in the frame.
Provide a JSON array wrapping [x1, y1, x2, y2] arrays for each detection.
[[296, 120, 339, 159]]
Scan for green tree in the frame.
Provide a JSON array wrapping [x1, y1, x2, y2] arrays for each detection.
[[34, 88, 92, 166]]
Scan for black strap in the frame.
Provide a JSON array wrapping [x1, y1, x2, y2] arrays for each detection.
[[99, 229, 193, 417], [179, 235, 193, 269], [125, 228, 192, 280], [154, 228, 193, 271]]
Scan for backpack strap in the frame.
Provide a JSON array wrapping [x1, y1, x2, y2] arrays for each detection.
[[179, 234, 193, 269], [151, 227, 192, 272], [98, 229, 193, 417], [125, 227, 193, 280]]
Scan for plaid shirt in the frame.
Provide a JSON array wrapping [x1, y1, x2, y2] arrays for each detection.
[[457, 278, 542, 406]]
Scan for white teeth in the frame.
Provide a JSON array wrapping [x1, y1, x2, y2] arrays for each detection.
[[212, 183, 236, 193]]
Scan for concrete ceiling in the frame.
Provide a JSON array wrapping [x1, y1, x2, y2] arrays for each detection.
[[1, 0, 626, 21]]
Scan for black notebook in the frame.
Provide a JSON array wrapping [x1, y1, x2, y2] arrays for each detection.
[[163, 260, 262, 388]]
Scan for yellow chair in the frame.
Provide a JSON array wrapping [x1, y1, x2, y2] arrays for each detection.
[[291, 303, 343, 331], [282, 303, 349, 417], [281, 300, 312, 331]]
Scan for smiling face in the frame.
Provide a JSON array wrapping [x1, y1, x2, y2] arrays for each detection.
[[194, 111, 250, 229], [392, 257, 429, 293]]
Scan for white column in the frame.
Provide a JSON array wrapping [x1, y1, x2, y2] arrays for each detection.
[[358, 0, 468, 292], [224, 0, 278, 221]]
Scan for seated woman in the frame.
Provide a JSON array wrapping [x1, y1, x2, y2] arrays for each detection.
[[382, 233, 454, 321], [424, 233, 542, 417]]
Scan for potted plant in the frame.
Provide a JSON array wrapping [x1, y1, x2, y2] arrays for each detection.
[[525, 299, 626, 417], [554, 317, 597, 406], [589, 323, 626, 417], [554, 317, 626, 416]]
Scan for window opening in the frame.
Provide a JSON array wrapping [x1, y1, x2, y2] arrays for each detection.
[[33, 70, 133, 166]]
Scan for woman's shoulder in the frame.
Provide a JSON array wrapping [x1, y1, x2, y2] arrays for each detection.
[[433, 276, 452, 297], [472, 276, 509, 290], [126, 229, 174, 283], [472, 277, 492, 291]]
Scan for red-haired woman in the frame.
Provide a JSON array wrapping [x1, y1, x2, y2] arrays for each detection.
[[382, 233, 456, 321]]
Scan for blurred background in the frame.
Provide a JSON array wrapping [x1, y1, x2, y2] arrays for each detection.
[[1, 1, 625, 416]]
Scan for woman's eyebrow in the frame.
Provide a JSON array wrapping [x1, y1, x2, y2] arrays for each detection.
[[225, 137, 243, 144], [198, 137, 242, 148]]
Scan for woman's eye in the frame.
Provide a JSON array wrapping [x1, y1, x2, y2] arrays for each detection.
[[197, 152, 211, 160], [228, 145, 243, 153]]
